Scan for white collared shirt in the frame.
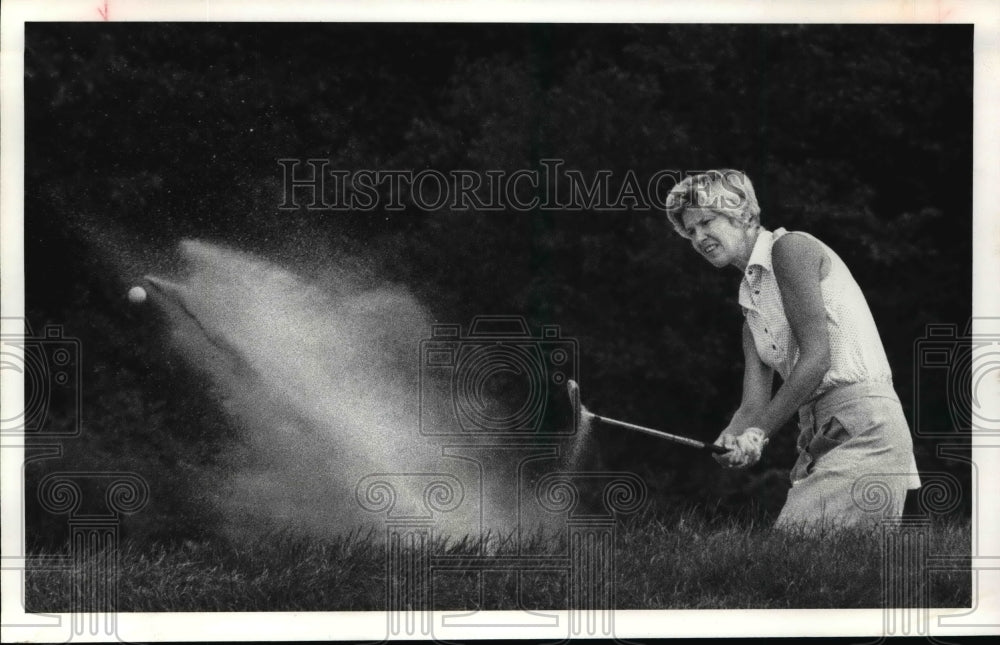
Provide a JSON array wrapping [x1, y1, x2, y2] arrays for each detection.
[[739, 228, 893, 398]]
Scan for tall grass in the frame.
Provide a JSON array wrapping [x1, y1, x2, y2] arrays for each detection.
[[614, 509, 969, 608], [26, 512, 970, 612]]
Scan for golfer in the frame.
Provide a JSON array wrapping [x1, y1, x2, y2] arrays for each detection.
[[665, 169, 921, 529]]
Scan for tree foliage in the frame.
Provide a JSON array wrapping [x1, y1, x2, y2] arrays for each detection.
[[23, 24, 972, 542]]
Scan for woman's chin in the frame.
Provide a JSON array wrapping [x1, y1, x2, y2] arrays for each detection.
[[702, 254, 728, 268]]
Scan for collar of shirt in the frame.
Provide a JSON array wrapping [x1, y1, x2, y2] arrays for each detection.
[[738, 228, 785, 311]]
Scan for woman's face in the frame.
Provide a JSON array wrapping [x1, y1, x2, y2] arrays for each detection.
[[681, 208, 752, 269]]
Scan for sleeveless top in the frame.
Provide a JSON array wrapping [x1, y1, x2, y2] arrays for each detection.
[[738, 228, 893, 399]]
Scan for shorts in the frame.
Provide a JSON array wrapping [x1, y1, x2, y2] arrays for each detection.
[[775, 382, 922, 531]]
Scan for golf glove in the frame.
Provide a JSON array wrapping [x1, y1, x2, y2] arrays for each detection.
[[713, 433, 744, 469], [732, 426, 768, 468]]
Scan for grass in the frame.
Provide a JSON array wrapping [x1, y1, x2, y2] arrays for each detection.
[[25, 511, 971, 612]]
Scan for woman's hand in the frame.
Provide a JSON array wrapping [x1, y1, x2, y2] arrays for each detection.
[[732, 427, 768, 468], [714, 427, 768, 468], [713, 430, 743, 468]]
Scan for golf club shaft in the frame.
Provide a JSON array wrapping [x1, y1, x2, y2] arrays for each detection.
[[590, 413, 729, 455]]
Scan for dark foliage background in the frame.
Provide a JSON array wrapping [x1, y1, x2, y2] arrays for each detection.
[[22, 23, 971, 546]]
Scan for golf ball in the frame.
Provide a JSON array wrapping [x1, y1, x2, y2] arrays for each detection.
[[128, 286, 147, 304]]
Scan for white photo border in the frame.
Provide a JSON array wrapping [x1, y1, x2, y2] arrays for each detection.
[[2, 0, 998, 641]]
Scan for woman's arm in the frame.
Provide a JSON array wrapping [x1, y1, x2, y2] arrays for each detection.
[[722, 322, 773, 435], [714, 322, 773, 464], [751, 233, 831, 438]]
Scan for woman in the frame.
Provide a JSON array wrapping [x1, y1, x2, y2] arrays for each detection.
[[665, 169, 921, 529]]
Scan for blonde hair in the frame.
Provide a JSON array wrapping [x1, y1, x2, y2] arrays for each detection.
[[665, 169, 761, 239]]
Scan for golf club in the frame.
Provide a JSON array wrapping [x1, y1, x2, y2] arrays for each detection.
[[567, 379, 729, 455]]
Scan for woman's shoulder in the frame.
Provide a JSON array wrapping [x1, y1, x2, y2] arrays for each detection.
[[772, 230, 825, 262], [771, 229, 832, 280]]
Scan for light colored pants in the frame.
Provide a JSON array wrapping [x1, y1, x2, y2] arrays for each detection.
[[775, 382, 922, 531]]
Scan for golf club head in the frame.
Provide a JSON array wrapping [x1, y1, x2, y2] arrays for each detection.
[[563, 378, 591, 468], [566, 378, 579, 403], [566, 378, 582, 422]]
